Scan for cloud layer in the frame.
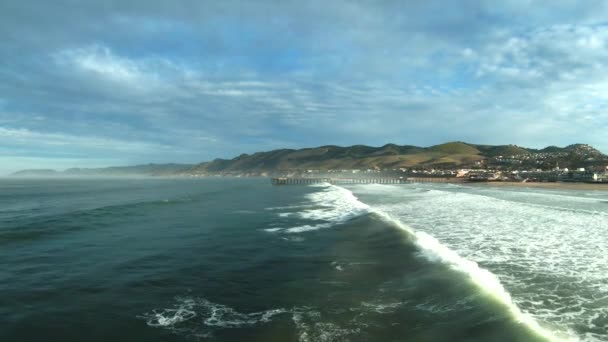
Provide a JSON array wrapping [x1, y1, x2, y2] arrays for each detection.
[[1, 0, 608, 173]]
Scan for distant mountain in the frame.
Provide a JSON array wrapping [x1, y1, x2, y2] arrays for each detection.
[[532, 143, 603, 155], [183, 142, 607, 175], [11, 164, 192, 177], [11, 169, 60, 177], [12, 143, 606, 177]]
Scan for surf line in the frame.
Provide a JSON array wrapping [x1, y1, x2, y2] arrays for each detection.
[[322, 183, 577, 342]]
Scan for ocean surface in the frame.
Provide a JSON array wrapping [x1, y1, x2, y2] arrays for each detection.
[[1, 178, 607, 342]]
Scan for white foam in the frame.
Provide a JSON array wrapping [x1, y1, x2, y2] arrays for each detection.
[[139, 297, 198, 328], [285, 224, 331, 233], [281, 236, 305, 242], [146, 306, 197, 327], [331, 261, 345, 271], [370, 210, 573, 341], [142, 297, 361, 342], [140, 296, 289, 334], [292, 309, 360, 342], [361, 184, 608, 340], [302, 184, 581, 341], [361, 300, 408, 314], [270, 183, 573, 340], [351, 184, 608, 341], [264, 182, 592, 340], [276, 184, 370, 234]]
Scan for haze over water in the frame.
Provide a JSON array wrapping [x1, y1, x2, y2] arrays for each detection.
[[1, 178, 606, 341]]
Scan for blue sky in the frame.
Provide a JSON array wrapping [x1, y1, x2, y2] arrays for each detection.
[[2, 1, 608, 174]]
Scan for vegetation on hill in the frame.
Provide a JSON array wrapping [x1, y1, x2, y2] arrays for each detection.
[[475, 144, 531, 157], [183, 142, 607, 175], [12, 143, 606, 177], [428, 142, 480, 155]]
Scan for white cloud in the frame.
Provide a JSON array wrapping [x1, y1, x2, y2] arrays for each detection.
[[474, 25, 608, 85], [0, 126, 169, 153], [52, 44, 188, 96], [2, 1, 608, 173], [55, 45, 144, 83]]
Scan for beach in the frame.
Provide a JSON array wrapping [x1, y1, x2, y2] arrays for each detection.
[[469, 181, 608, 192]]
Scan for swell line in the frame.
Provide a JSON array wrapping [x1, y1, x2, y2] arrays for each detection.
[[328, 184, 576, 342]]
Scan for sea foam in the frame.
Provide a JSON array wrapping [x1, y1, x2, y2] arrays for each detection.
[[298, 183, 576, 342], [141, 296, 365, 341], [363, 184, 607, 341], [269, 183, 370, 234]]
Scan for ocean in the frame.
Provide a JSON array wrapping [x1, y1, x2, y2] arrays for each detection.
[[1, 178, 607, 341]]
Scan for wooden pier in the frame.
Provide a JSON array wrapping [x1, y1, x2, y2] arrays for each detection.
[[271, 177, 463, 185]]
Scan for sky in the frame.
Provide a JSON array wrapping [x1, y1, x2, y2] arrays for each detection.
[[2, 0, 608, 174]]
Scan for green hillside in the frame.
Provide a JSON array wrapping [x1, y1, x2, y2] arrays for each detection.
[[183, 142, 606, 175], [428, 142, 480, 155], [12, 143, 605, 177], [474, 144, 531, 157]]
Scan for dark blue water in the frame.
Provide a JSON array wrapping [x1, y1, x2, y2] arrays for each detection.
[[0, 178, 577, 341]]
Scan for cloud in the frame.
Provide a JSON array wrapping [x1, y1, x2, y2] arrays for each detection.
[[58, 45, 144, 83], [1, 0, 608, 174], [0, 126, 172, 156]]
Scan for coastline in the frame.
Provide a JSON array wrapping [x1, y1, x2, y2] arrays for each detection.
[[467, 181, 608, 192]]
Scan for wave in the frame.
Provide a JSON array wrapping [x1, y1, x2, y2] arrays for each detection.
[[365, 184, 608, 340], [378, 211, 573, 341], [277, 184, 576, 341], [265, 184, 370, 233]]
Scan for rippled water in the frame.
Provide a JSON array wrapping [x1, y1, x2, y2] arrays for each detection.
[[1, 178, 605, 341]]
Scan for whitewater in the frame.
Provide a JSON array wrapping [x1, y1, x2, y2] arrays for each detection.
[[3, 178, 606, 342], [346, 183, 607, 341]]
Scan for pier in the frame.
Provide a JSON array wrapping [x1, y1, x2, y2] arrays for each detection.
[[270, 177, 464, 185]]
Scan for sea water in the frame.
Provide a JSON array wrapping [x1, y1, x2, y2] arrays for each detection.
[[1, 178, 606, 341]]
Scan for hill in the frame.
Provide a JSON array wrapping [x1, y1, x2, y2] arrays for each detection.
[[11, 169, 60, 177], [11, 164, 192, 177], [428, 142, 480, 155], [183, 142, 606, 175], [474, 144, 531, 157], [12, 143, 606, 177]]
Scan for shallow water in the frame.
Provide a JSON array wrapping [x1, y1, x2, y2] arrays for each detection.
[[1, 178, 605, 341]]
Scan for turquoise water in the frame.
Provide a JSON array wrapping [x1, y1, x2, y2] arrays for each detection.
[[1, 178, 606, 341]]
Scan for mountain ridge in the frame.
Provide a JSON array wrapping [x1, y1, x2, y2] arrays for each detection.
[[10, 142, 607, 176], [184, 142, 606, 175], [11, 163, 192, 177]]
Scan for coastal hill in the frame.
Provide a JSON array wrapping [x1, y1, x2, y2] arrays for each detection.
[[12, 163, 191, 177], [11, 142, 606, 177], [183, 142, 606, 175]]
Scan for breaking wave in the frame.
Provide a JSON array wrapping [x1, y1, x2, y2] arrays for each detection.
[[265, 183, 369, 233], [268, 183, 575, 341]]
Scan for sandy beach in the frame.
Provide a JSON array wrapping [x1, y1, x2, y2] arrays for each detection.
[[468, 181, 608, 192]]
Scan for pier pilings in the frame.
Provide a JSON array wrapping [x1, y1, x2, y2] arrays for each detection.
[[270, 177, 460, 185]]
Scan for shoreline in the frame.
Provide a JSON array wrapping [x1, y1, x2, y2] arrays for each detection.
[[466, 181, 608, 191]]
